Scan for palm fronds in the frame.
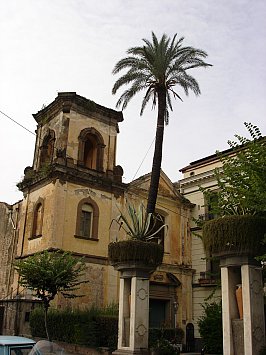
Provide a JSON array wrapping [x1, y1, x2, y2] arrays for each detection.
[[112, 32, 211, 120]]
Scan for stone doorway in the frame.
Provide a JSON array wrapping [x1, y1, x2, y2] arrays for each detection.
[[149, 299, 169, 328]]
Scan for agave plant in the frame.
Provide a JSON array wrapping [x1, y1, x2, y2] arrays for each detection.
[[113, 202, 167, 242]]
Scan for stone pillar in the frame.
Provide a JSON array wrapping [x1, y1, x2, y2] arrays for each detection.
[[117, 278, 131, 348], [113, 264, 153, 355], [221, 266, 239, 355], [242, 264, 265, 355], [129, 277, 149, 351], [220, 256, 265, 355]]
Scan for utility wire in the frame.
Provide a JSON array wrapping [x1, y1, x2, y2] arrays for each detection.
[[127, 189, 190, 219], [0, 109, 188, 217], [129, 137, 189, 217], [132, 136, 155, 180], [0, 109, 36, 136]]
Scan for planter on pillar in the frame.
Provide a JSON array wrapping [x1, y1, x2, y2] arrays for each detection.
[[109, 240, 163, 355], [202, 215, 266, 355], [202, 215, 266, 259]]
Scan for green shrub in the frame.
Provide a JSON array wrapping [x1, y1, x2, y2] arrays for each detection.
[[94, 315, 118, 350], [30, 305, 118, 348], [30, 306, 184, 352], [149, 328, 184, 346], [198, 302, 223, 354], [98, 302, 119, 316], [259, 345, 266, 355], [30, 307, 46, 338], [202, 215, 266, 255]]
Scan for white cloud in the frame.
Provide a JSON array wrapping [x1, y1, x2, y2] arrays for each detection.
[[0, 0, 265, 203]]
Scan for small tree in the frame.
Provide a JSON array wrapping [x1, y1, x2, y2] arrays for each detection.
[[202, 122, 266, 217], [15, 249, 87, 341]]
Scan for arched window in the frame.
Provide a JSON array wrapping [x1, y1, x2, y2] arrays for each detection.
[[84, 136, 97, 169], [39, 129, 55, 167], [80, 203, 93, 237], [75, 197, 99, 240], [78, 128, 105, 171], [31, 200, 44, 239]]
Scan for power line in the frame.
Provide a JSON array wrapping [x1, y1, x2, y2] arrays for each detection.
[[0, 108, 188, 217], [132, 136, 155, 180], [127, 188, 190, 219], [0, 109, 36, 136]]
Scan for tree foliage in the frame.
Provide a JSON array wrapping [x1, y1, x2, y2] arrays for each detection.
[[15, 249, 87, 340], [112, 32, 211, 213], [198, 301, 223, 354], [202, 122, 266, 216]]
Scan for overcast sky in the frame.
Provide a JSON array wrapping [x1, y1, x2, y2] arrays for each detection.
[[1, 0, 265, 204]]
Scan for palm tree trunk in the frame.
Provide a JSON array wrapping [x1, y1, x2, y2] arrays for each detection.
[[147, 88, 166, 214]]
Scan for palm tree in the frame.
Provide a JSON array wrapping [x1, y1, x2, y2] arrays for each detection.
[[112, 32, 211, 214]]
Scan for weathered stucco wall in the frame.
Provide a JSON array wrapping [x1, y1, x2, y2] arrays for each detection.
[[1, 93, 195, 338], [0, 202, 20, 300]]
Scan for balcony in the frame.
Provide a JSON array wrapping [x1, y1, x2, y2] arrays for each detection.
[[198, 213, 217, 221], [198, 272, 217, 286]]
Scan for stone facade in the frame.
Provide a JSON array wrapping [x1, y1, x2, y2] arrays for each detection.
[[0, 202, 20, 300], [178, 151, 228, 346], [0, 93, 194, 341]]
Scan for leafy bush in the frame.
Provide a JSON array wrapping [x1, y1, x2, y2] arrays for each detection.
[[259, 345, 266, 355], [198, 302, 223, 354], [149, 328, 184, 346], [202, 215, 266, 255], [30, 306, 183, 352], [94, 315, 118, 350], [201, 123, 266, 217], [30, 307, 46, 338], [30, 305, 117, 348], [149, 328, 184, 354]]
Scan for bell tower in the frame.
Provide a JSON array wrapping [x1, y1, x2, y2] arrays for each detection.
[[30, 92, 124, 182], [16, 93, 125, 292]]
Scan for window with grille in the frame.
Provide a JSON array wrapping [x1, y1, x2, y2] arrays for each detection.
[[75, 197, 99, 240], [80, 203, 93, 238]]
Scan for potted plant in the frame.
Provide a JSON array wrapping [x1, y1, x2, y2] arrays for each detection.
[[108, 203, 166, 270], [201, 123, 266, 259], [202, 215, 266, 258]]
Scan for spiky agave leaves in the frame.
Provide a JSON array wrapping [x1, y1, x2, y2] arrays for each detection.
[[112, 202, 167, 242]]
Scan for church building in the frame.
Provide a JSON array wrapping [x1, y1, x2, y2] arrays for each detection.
[[0, 92, 194, 339]]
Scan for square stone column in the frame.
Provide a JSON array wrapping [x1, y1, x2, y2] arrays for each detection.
[[117, 278, 131, 348], [129, 277, 149, 351], [221, 266, 239, 355], [113, 264, 153, 355], [241, 264, 265, 355], [220, 256, 265, 355]]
